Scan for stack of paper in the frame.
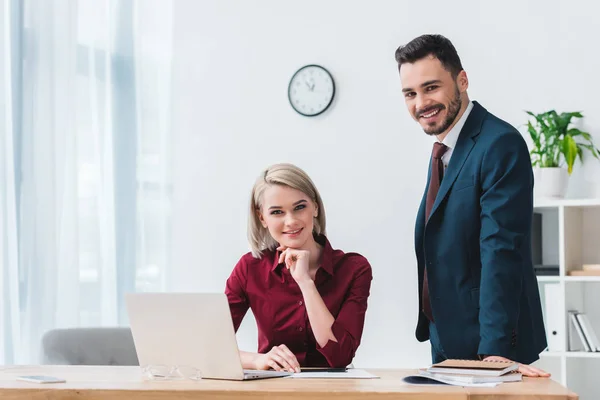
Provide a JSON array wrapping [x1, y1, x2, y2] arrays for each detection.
[[404, 359, 522, 387]]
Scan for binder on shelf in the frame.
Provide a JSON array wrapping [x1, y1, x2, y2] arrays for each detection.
[[544, 283, 564, 351]]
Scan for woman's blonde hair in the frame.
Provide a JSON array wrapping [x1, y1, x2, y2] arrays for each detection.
[[248, 163, 326, 258]]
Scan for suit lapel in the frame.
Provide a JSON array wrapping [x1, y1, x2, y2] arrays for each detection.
[[414, 168, 429, 254], [427, 102, 487, 224]]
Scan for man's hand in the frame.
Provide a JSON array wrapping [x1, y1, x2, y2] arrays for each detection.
[[483, 355, 550, 377]]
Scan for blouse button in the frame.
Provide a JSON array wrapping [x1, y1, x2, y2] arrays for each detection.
[[298, 300, 303, 306]]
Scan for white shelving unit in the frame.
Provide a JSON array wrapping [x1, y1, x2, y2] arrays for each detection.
[[533, 198, 600, 400]]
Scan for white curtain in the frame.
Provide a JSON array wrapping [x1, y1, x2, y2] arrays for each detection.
[[1, 0, 22, 364], [0, 0, 173, 364]]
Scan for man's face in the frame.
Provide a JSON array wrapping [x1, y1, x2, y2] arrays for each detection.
[[400, 55, 467, 136]]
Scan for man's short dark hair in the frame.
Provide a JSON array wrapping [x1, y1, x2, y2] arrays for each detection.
[[395, 34, 464, 78]]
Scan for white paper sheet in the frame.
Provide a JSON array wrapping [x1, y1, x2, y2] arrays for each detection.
[[402, 374, 499, 387], [289, 369, 379, 379]]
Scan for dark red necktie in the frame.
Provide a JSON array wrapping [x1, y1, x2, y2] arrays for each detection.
[[422, 142, 448, 322]]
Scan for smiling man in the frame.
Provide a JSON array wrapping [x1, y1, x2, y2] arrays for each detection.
[[395, 34, 549, 377]]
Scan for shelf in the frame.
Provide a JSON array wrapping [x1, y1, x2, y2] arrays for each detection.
[[541, 351, 600, 358], [533, 196, 600, 398], [536, 276, 561, 282], [536, 276, 600, 282], [565, 276, 600, 282], [534, 198, 600, 208]]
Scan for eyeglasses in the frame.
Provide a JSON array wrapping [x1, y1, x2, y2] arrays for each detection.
[[142, 365, 202, 381]]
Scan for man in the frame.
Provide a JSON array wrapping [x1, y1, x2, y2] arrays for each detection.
[[395, 34, 549, 377]]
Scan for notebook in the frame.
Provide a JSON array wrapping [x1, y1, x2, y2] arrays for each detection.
[[427, 359, 519, 377]]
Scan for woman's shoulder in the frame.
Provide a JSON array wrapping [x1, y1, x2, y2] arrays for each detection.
[[335, 250, 371, 271], [329, 248, 371, 277], [236, 249, 276, 268], [230, 251, 273, 282], [320, 235, 371, 273]]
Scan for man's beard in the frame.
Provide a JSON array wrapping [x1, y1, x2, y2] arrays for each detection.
[[419, 87, 462, 136]]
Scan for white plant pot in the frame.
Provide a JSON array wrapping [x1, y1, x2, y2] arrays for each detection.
[[534, 167, 569, 199]]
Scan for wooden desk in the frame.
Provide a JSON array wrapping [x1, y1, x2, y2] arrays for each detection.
[[0, 365, 578, 399]]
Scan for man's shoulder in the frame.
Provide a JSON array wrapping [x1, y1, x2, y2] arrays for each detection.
[[473, 106, 526, 149], [480, 109, 519, 137]]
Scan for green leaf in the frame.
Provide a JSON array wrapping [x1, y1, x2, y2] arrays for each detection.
[[563, 135, 578, 174], [557, 112, 571, 132], [581, 144, 600, 160], [567, 128, 583, 137], [528, 121, 541, 147], [527, 111, 549, 131], [567, 128, 592, 142]]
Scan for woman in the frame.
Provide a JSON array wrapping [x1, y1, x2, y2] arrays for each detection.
[[225, 163, 372, 373]]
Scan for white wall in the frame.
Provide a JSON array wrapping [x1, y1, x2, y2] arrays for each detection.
[[169, 0, 600, 368]]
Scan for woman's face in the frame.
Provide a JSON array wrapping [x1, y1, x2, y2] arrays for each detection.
[[258, 184, 318, 250]]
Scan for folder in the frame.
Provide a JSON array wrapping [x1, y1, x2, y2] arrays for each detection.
[[575, 313, 600, 352], [544, 283, 564, 351], [569, 311, 591, 352]]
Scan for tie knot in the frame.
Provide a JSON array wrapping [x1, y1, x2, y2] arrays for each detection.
[[432, 142, 448, 159]]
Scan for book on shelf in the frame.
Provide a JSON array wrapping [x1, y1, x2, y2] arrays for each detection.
[[568, 270, 600, 277], [576, 313, 600, 352], [567, 264, 600, 276], [569, 310, 600, 352], [534, 265, 559, 276], [583, 264, 600, 271]]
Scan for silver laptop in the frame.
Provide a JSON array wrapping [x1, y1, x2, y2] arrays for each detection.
[[125, 292, 290, 381]]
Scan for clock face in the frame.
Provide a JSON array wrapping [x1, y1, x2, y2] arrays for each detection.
[[288, 65, 335, 117]]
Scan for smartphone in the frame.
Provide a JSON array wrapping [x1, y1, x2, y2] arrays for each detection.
[[17, 375, 66, 384], [300, 367, 347, 373]]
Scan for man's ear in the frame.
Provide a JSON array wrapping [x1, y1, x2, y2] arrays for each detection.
[[457, 70, 469, 93]]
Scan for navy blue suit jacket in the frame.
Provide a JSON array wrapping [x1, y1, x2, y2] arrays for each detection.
[[414, 101, 547, 364]]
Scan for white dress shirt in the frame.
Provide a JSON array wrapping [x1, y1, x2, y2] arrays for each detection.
[[437, 101, 474, 168]]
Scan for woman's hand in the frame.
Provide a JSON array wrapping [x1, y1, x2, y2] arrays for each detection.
[[254, 344, 301, 373], [278, 246, 312, 284]]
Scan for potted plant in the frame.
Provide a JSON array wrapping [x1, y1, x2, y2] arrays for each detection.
[[526, 110, 600, 198]]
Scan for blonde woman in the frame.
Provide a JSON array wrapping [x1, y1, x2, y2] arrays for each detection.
[[225, 163, 372, 373]]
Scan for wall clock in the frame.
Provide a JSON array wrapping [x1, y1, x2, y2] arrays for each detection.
[[288, 64, 335, 117]]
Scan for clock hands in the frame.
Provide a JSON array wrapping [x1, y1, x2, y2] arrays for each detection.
[[304, 79, 316, 92]]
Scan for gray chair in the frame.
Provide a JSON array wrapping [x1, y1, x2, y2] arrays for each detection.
[[41, 327, 139, 366]]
